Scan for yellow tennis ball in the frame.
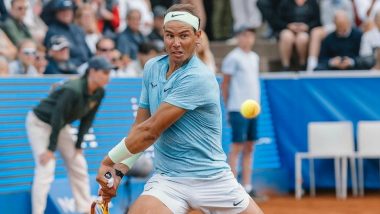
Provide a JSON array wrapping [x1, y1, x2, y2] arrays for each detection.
[[240, 99, 261, 119]]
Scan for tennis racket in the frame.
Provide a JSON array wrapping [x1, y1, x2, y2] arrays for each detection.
[[91, 172, 114, 214]]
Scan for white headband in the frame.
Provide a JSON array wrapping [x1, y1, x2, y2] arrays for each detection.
[[164, 11, 200, 30]]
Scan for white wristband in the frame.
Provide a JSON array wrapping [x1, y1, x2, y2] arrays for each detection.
[[121, 152, 143, 169], [108, 138, 133, 163]]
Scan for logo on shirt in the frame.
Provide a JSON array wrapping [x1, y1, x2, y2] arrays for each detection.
[[163, 87, 172, 92], [171, 13, 184, 18], [233, 198, 244, 206], [151, 82, 158, 88]]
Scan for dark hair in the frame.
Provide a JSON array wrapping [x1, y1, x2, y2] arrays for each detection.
[[165, 3, 200, 31], [95, 37, 115, 50]]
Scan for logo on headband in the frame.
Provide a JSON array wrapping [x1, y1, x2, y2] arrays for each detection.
[[171, 13, 184, 18]]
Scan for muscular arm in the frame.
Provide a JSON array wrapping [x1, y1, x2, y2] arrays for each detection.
[[103, 102, 186, 166]]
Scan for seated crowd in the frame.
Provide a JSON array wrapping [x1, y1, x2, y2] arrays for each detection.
[[1, 0, 380, 76]]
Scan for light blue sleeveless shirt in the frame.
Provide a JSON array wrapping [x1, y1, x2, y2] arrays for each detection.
[[139, 55, 230, 177]]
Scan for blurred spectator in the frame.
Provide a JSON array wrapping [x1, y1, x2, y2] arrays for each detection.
[[110, 49, 123, 72], [275, 0, 320, 70], [307, 0, 354, 71], [0, 29, 18, 60], [371, 47, 380, 70], [230, 0, 262, 31], [0, 57, 9, 76], [45, 35, 77, 74], [315, 10, 362, 71], [122, 42, 159, 77], [221, 26, 265, 200], [212, 0, 233, 40], [116, 9, 148, 60], [1, 0, 33, 46], [196, 30, 217, 73], [35, 45, 48, 74], [0, 0, 8, 21], [91, 0, 120, 38], [356, 0, 380, 32], [257, 0, 282, 39], [44, 0, 92, 67], [25, 0, 48, 44], [9, 39, 39, 75], [127, 0, 154, 35], [148, 5, 166, 51], [75, 4, 101, 54], [78, 37, 116, 75], [360, 11, 380, 57]]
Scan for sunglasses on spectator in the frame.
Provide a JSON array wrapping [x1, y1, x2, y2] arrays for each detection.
[[22, 48, 36, 56], [98, 47, 114, 52]]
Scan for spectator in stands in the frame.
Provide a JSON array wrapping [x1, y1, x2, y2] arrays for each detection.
[[315, 10, 362, 71], [127, 0, 155, 35], [44, 0, 92, 67], [26, 56, 113, 214], [25, 0, 48, 44], [9, 39, 39, 75], [0, 29, 17, 60], [211, 0, 233, 41], [35, 45, 48, 75], [230, 0, 262, 32], [148, 5, 166, 52], [196, 30, 217, 73], [361, 10, 380, 56], [110, 49, 123, 73], [307, 0, 354, 71], [116, 9, 148, 61], [257, 0, 282, 39], [78, 37, 116, 75], [1, 0, 32, 46], [0, 56, 9, 76], [91, 0, 120, 38], [356, 0, 380, 32], [74, 4, 102, 54], [45, 35, 77, 74], [221, 27, 266, 201], [274, 0, 320, 71]]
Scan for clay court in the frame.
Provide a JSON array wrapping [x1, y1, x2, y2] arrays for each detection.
[[259, 192, 380, 214]]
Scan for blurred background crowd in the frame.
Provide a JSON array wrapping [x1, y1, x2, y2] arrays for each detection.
[[1, 0, 380, 77]]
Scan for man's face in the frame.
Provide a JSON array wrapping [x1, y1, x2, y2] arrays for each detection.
[[11, 0, 28, 21], [164, 21, 200, 65], [335, 14, 350, 37], [127, 10, 141, 32], [96, 39, 115, 60], [237, 31, 255, 50], [50, 47, 70, 62], [56, 9, 74, 24], [89, 69, 111, 88], [19, 42, 37, 66]]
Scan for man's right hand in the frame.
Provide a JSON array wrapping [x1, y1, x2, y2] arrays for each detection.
[[39, 150, 55, 165]]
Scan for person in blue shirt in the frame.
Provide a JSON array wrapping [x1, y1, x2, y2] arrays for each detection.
[[95, 3, 263, 214]]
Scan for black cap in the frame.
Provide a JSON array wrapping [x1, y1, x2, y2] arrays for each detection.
[[53, 0, 74, 11], [153, 5, 167, 18], [48, 35, 70, 51], [88, 56, 114, 71], [234, 26, 256, 36]]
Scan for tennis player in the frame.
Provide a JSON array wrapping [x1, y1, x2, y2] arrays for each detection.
[[96, 3, 263, 214]]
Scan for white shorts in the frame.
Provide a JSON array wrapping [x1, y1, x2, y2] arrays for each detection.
[[141, 171, 250, 214]]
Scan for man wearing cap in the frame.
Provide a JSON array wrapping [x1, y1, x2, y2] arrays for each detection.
[[95, 4, 263, 214], [26, 56, 113, 214], [43, 0, 91, 67], [44, 35, 77, 74]]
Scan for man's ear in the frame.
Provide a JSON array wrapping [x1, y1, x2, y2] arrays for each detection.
[[195, 30, 202, 45]]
